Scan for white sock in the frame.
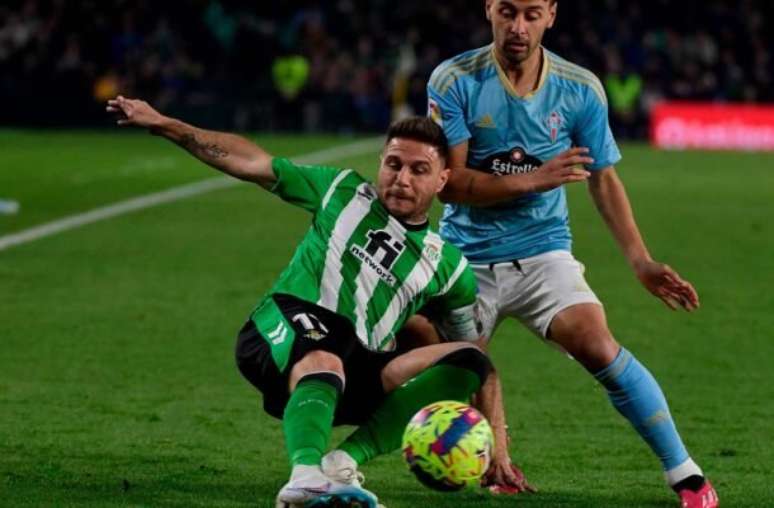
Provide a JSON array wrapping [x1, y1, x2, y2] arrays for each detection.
[[665, 457, 703, 486]]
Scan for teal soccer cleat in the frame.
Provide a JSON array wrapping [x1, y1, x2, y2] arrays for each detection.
[[303, 485, 379, 508]]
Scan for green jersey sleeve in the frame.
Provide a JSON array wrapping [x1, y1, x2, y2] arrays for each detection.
[[433, 257, 480, 342], [270, 157, 343, 212]]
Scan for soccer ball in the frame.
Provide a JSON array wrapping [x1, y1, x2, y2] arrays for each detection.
[[401, 400, 493, 491]]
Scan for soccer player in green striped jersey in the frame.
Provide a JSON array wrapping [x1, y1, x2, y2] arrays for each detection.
[[108, 96, 494, 507]]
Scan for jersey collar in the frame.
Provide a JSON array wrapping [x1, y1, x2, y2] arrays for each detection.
[[398, 218, 429, 231], [491, 45, 549, 100]]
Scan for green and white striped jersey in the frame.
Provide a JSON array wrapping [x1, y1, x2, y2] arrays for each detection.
[[251, 157, 478, 360]]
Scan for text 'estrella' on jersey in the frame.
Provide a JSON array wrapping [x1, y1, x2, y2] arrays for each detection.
[[249, 157, 479, 366], [427, 44, 622, 263], [480, 147, 543, 177]]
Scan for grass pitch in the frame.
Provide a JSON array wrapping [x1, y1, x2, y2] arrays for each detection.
[[1, 130, 773, 507]]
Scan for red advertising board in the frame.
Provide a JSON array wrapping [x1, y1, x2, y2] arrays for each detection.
[[650, 102, 774, 151]]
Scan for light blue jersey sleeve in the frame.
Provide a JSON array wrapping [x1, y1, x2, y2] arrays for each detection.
[[573, 86, 621, 171], [427, 71, 471, 147]]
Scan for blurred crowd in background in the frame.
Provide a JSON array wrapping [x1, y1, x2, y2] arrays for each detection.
[[1, 0, 772, 137]]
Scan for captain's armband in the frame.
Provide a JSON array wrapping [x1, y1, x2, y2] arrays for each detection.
[[436, 303, 479, 342]]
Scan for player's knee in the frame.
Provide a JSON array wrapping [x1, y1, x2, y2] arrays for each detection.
[[289, 350, 345, 391], [295, 349, 344, 375], [380, 362, 404, 393], [435, 345, 492, 387], [564, 327, 619, 371]]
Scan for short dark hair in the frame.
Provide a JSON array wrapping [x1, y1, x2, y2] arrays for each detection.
[[385, 116, 449, 162]]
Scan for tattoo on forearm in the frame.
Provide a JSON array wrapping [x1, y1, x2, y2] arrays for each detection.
[[179, 133, 229, 159]]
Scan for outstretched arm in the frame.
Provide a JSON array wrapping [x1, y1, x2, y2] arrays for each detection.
[[588, 167, 699, 311], [474, 339, 536, 494], [106, 96, 276, 189], [438, 141, 594, 206]]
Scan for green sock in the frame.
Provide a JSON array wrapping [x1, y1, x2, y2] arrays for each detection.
[[338, 364, 480, 465], [283, 378, 339, 466]]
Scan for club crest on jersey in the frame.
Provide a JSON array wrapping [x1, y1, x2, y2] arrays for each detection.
[[422, 243, 442, 263], [479, 147, 543, 175], [349, 229, 405, 286], [428, 98, 443, 127], [547, 111, 562, 143]]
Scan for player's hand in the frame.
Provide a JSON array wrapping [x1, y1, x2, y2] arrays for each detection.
[[528, 147, 594, 193], [482, 454, 537, 494], [106, 96, 165, 129], [634, 259, 700, 311]]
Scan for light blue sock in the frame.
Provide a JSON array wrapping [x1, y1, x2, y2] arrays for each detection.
[[594, 348, 690, 471]]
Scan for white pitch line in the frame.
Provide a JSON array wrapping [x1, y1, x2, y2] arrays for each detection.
[[0, 136, 383, 252]]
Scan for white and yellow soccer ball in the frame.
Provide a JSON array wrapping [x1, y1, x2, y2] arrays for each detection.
[[401, 400, 494, 491]]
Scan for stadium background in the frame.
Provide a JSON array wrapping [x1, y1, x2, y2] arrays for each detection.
[[1, 1, 773, 507], [3, 0, 773, 135]]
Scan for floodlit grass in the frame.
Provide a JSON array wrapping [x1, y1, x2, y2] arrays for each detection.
[[1, 131, 773, 507]]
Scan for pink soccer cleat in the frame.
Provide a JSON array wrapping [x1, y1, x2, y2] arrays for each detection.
[[677, 480, 719, 508]]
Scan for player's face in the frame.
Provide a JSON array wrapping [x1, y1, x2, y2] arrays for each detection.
[[377, 138, 449, 224], [486, 0, 556, 65]]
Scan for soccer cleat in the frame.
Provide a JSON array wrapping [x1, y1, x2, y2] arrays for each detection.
[[303, 485, 379, 508], [677, 480, 719, 508], [321, 450, 365, 488], [275, 465, 338, 508]]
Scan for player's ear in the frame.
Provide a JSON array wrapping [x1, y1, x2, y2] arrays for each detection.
[[485, 0, 493, 21], [436, 166, 451, 192], [547, 0, 557, 28]]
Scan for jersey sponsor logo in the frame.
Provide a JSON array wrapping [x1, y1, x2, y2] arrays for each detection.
[[350, 245, 397, 286], [479, 147, 543, 175], [475, 113, 496, 129], [349, 229, 405, 287], [428, 98, 443, 127], [365, 229, 405, 270], [547, 111, 563, 143]]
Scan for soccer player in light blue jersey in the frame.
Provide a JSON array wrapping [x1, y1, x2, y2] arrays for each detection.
[[425, 1, 718, 506]]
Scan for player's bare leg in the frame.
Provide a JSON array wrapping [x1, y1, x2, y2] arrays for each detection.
[[380, 342, 481, 392], [547, 303, 619, 371], [549, 303, 717, 507]]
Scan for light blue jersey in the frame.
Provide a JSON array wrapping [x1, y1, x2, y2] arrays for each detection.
[[427, 44, 621, 263]]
